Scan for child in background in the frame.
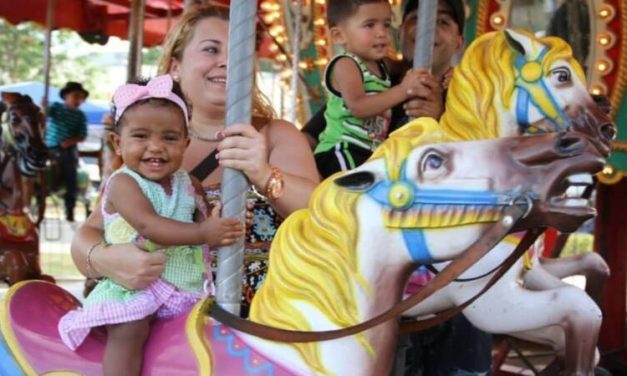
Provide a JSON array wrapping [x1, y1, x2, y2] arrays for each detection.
[[314, 0, 422, 178], [45, 81, 89, 222], [58, 75, 245, 376]]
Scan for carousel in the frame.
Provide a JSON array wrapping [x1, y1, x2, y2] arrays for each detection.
[[0, 0, 625, 375]]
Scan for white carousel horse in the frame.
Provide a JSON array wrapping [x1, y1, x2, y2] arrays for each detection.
[[0, 119, 605, 375], [402, 29, 617, 374]]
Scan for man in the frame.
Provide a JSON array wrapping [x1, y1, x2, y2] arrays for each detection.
[[45, 81, 88, 222]]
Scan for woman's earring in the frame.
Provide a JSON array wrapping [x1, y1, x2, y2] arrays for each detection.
[[172, 74, 180, 82]]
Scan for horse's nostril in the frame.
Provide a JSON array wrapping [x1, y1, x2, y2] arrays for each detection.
[[557, 135, 584, 154], [601, 123, 617, 142]]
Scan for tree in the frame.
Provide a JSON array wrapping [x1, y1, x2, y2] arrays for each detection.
[[0, 20, 45, 84], [0, 20, 108, 99]]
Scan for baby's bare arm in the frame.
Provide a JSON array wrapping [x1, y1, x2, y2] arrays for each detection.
[[108, 174, 211, 246]]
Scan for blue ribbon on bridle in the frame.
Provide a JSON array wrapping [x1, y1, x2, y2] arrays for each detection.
[[364, 167, 522, 264], [514, 48, 571, 134]]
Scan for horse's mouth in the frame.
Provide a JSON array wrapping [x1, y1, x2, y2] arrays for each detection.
[[547, 173, 596, 217]]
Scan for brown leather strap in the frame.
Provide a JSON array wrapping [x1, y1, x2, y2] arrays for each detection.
[[207, 204, 527, 343], [399, 227, 543, 333]]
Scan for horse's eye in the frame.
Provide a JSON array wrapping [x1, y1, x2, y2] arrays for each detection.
[[423, 152, 444, 171], [9, 113, 20, 125], [551, 68, 571, 85]]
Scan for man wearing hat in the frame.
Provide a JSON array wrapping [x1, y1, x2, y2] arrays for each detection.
[[45, 81, 89, 222]]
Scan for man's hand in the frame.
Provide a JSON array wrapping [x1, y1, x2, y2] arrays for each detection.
[[403, 69, 444, 120]]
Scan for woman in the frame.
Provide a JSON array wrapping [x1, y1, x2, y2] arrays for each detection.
[[71, 5, 319, 316]]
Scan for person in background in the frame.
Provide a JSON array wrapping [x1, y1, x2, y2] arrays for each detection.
[[70, 5, 319, 319], [313, 0, 423, 178], [45, 81, 89, 222]]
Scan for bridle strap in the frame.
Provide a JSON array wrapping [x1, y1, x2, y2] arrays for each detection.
[[400, 227, 543, 333], [206, 204, 526, 343]]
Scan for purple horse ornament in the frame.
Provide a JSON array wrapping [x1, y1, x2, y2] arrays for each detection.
[[0, 118, 605, 375]]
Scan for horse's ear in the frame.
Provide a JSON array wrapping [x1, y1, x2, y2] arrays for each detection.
[[504, 30, 526, 56], [504, 29, 550, 61], [1, 92, 18, 105], [334, 171, 377, 192]]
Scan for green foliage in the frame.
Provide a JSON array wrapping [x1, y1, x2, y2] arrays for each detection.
[[143, 46, 163, 67], [0, 20, 109, 99]]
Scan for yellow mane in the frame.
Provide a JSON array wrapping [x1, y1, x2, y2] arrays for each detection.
[[249, 118, 444, 374], [439, 30, 585, 141]]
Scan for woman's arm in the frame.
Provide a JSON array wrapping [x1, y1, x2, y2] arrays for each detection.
[[216, 121, 320, 217], [71, 201, 167, 290]]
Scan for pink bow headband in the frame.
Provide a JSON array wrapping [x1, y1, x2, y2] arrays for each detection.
[[113, 75, 189, 125]]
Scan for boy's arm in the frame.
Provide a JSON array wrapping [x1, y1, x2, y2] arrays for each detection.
[[107, 173, 206, 246], [332, 57, 414, 119]]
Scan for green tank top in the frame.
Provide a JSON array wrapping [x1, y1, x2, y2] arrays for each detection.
[[315, 52, 392, 154]]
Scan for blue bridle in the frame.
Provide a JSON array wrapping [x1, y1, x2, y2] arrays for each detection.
[[364, 166, 524, 264], [514, 48, 571, 134]]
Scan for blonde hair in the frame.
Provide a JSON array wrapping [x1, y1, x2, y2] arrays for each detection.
[[439, 30, 584, 141], [249, 179, 365, 375], [158, 5, 275, 120], [249, 119, 443, 374]]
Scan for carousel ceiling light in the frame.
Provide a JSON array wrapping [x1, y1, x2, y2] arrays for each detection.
[[590, 84, 607, 96], [598, 6, 614, 21], [260, 2, 275, 11], [490, 13, 507, 29], [598, 33, 613, 47], [595, 60, 613, 74]]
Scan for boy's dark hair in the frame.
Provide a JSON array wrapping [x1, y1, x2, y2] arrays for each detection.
[[111, 77, 191, 133], [403, 0, 465, 34], [326, 0, 389, 27]]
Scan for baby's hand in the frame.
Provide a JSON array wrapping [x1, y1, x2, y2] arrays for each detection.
[[202, 203, 245, 246]]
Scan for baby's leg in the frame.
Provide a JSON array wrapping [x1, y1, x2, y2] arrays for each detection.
[[103, 317, 152, 376]]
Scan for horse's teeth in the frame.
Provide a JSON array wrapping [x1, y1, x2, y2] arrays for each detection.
[[565, 186, 586, 198], [566, 173, 593, 185], [563, 198, 589, 207]]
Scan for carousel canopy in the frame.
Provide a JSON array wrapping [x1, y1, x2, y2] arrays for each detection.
[[0, 0, 187, 47]]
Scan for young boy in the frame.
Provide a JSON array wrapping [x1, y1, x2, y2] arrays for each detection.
[[45, 81, 89, 222], [314, 0, 422, 178]]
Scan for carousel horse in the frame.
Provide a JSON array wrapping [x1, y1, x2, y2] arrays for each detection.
[[402, 29, 617, 374], [0, 92, 52, 286], [0, 120, 605, 375]]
